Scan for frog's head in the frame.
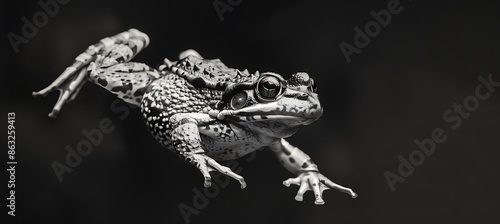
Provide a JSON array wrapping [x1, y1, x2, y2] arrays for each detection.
[[216, 72, 323, 138]]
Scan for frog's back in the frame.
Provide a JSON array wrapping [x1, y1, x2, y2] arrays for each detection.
[[142, 55, 257, 118], [174, 56, 256, 83]]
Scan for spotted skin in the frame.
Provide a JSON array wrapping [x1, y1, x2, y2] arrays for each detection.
[[34, 29, 357, 204]]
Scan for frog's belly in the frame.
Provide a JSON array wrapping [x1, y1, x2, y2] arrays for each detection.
[[200, 135, 262, 161]]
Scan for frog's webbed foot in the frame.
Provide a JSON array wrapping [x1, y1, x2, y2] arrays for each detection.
[[186, 152, 247, 188], [168, 114, 246, 189], [271, 139, 357, 204], [32, 64, 89, 118], [283, 172, 357, 205], [33, 29, 152, 118]]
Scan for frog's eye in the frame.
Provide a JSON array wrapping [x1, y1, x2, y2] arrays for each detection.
[[230, 92, 248, 109], [257, 75, 282, 100]]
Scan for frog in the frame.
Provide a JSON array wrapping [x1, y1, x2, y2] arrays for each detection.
[[33, 28, 357, 204]]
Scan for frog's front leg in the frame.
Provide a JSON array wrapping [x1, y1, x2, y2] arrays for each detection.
[[270, 139, 357, 205], [169, 113, 247, 188]]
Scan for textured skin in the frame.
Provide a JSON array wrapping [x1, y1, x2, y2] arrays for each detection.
[[142, 56, 265, 160], [33, 29, 357, 204]]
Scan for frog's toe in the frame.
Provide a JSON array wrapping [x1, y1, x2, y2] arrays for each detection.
[[351, 192, 358, 199], [127, 28, 150, 47], [32, 91, 47, 98], [283, 172, 334, 204], [48, 109, 60, 119], [194, 157, 213, 187], [203, 177, 212, 187], [318, 173, 358, 199], [294, 181, 309, 202], [188, 153, 247, 189], [206, 158, 246, 189], [283, 176, 301, 187], [34, 68, 88, 118]]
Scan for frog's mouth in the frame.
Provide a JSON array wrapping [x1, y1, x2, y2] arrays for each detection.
[[221, 110, 321, 125], [212, 100, 322, 125], [228, 113, 309, 123]]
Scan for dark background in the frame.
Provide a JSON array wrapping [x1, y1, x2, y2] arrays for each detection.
[[3, 0, 500, 223]]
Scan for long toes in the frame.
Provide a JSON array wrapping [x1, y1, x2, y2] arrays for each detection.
[[202, 172, 212, 187], [238, 179, 247, 189], [309, 178, 323, 205], [283, 177, 301, 187], [32, 89, 50, 98], [48, 110, 60, 119], [294, 181, 308, 202], [295, 194, 304, 201], [351, 192, 358, 199], [48, 90, 71, 118], [314, 198, 325, 205], [206, 158, 246, 188], [226, 172, 246, 189], [283, 180, 290, 187], [226, 173, 246, 189], [67, 69, 88, 102], [203, 176, 212, 187], [128, 28, 150, 47]]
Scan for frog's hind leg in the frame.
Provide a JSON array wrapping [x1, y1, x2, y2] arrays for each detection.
[[33, 29, 158, 118], [87, 58, 160, 106]]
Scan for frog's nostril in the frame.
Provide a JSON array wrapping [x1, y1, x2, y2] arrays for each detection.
[[297, 93, 309, 100]]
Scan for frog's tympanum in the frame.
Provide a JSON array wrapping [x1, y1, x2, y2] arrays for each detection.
[[34, 29, 357, 204]]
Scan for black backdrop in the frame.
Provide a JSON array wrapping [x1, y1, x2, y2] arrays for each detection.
[[3, 0, 500, 223]]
